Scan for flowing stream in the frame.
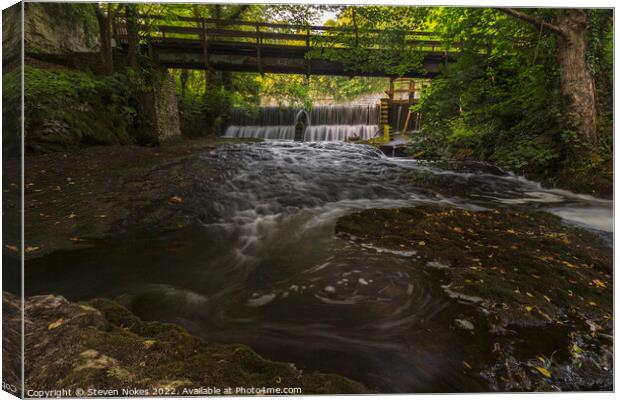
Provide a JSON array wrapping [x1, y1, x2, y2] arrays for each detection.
[[25, 141, 612, 392]]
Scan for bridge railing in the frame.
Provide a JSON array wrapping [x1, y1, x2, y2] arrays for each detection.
[[136, 15, 460, 53]]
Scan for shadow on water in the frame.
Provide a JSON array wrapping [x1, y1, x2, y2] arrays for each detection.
[[25, 141, 612, 393]]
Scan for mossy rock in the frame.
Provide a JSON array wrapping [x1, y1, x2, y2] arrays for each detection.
[[336, 206, 612, 328], [79, 298, 367, 394]]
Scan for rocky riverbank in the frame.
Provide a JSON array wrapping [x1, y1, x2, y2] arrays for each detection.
[[335, 206, 613, 391], [3, 137, 260, 260], [2, 292, 366, 396]]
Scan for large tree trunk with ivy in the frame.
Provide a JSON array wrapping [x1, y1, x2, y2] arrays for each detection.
[[498, 8, 598, 143], [556, 10, 598, 143]]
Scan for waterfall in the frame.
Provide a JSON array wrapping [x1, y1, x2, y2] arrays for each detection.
[[304, 125, 379, 141], [224, 105, 380, 141], [223, 126, 296, 140], [388, 104, 421, 133]]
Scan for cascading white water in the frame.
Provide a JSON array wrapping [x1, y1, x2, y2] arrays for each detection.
[[304, 125, 379, 141], [223, 105, 381, 141], [224, 125, 296, 139]]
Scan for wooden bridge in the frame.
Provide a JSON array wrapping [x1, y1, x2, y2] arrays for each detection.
[[136, 16, 458, 78]]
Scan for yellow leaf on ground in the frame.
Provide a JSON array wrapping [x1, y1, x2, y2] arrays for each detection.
[[418, 241, 426, 246], [535, 367, 552, 378], [525, 306, 533, 312], [592, 279, 607, 288], [48, 319, 64, 330], [25, 246, 40, 253], [462, 361, 472, 369]]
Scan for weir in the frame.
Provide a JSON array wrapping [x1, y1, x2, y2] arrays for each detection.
[[224, 105, 381, 141]]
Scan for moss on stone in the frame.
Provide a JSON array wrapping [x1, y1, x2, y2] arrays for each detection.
[[78, 298, 367, 394], [336, 206, 612, 328]]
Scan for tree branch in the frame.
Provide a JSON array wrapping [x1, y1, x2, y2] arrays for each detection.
[[495, 8, 566, 38]]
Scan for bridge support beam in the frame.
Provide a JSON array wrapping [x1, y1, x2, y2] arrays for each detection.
[[148, 42, 449, 78]]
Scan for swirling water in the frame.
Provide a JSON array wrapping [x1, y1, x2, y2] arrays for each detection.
[[26, 141, 612, 392]]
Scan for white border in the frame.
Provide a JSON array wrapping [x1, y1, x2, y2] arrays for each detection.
[[0, 2, 616, 400]]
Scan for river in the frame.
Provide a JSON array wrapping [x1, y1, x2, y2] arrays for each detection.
[[25, 141, 613, 392]]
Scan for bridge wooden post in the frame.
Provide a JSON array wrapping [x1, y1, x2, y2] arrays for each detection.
[[305, 28, 311, 78], [256, 24, 264, 76], [200, 19, 212, 71]]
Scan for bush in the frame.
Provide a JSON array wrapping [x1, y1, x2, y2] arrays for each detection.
[[21, 66, 140, 152]]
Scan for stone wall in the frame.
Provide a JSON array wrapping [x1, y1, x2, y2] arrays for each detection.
[[153, 73, 181, 142], [2, 3, 21, 67], [24, 3, 99, 56], [137, 70, 181, 144], [19, 3, 182, 149]]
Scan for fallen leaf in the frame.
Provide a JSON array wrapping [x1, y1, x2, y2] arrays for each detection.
[[462, 361, 472, 369], [4, 245, 18, 252], [170, 196, 183, 204], [592, 279, 607, 288], [561, 260, 578, 269], [535, 366, 551, 378], [67, 213, 76, 219], [525, 305, 533, 313], [25, 246, 40, 253], [48, 319, 64, 330], [418, 241, 426, 246]]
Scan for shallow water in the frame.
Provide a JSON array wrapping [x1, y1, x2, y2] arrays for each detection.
[[25, 141, 613, 392]]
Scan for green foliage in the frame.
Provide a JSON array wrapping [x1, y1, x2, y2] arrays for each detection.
[[310, 75, 388, 102], [413, 8, 612, 196], [2, 68, 22, 153], [21, 64, 170, 152]]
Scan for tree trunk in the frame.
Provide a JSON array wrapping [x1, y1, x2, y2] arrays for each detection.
[[497, 8, 599, 143], [93, 4, 114, 75], [556, 10, 598, 143], [125, 4, 139, 70]]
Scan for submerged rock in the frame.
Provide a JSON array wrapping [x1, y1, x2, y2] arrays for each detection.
[[335, 206, 612, 391], [455, 319, 475, 331], [4, 292, 366, 395]]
